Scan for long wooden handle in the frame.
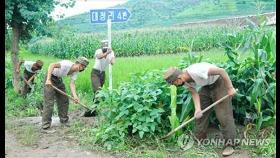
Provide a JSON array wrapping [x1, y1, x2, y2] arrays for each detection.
[[22, 77, 32, 87], [27, 74, 36, 83], [161, 89, 238, 139], [51, 85, 91, 111], [21, 74, 36, 88]]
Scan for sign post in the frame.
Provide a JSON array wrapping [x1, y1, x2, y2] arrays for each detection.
[[90, 8, 130, 91], [107, 18, 112, 91]]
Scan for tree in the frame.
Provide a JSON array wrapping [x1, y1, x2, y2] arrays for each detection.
[[5, 0, 75, 93]]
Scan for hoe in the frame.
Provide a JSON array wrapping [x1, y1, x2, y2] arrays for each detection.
[[161, 89, 238, 139], [51, 85, 97, 117]]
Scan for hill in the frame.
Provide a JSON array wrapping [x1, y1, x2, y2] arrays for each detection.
[[57, 0, 276, 33]]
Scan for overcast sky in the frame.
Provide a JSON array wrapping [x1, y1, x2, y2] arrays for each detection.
[[51, 0, 128, 20]]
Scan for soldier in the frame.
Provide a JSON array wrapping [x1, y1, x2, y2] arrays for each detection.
[[42, 57, 89, 130], [164, 62, 237, 156], [16, 60, 44, 96], [91, 40, 115, 103]]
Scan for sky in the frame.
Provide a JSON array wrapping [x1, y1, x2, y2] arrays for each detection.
[[51, 0, 128, 20]]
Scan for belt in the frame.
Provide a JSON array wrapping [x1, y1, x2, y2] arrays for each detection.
[[206, 76, 222, 89], [93, 69, 105, 74], [24, 69, 35, 75], [51, 74, 62, 80]]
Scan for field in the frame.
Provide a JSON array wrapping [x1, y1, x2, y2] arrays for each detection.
[[16, 48, 228, 90], [28, 25, 240, 58]]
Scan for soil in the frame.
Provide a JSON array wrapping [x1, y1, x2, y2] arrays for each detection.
[[5, 112, 256, 158], [205, 126, 253, 158], [5, 110, 114, 158]]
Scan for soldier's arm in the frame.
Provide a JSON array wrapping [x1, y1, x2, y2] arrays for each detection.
[[187, 86, 201, 116], [208, 67, 236, 96], [45, 63, 60, 85], [96, 51, 109, 59], [70, 80, 80, 103]]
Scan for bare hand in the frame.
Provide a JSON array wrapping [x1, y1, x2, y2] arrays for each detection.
[[45, 79, 52, 86], [195, 109, 203, 119], [227, 87, 236, 96], [73, 97, 80, 104], [107, 48, 112, 54]]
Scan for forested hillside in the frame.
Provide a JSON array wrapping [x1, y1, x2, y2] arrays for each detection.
[[57, 0, 276, 32]]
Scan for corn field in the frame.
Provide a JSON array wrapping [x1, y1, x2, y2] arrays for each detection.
[[28, 26, 245, 58]]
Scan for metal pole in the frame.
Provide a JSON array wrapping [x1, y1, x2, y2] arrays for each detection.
[[107, 18, 112, 91]]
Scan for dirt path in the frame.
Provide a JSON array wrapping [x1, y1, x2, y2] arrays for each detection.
[[5, 112, 262, 158], [5, 112, 114, 158], [5, 130, 105, 158]]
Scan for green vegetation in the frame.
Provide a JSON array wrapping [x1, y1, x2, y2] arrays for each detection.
[[220, 21, 276, 130], [28, 26, 244, 58], [242, 127, 276, 157], [5, 3, 276, 155], [5, 0, 76, 93], [17, 125, 39, 146], [57, 0, 276, 33], [5, 48, 210, 118], [5, 40, 275, 157], [168, 85, 182, 138], [68, 22, 275, 156]]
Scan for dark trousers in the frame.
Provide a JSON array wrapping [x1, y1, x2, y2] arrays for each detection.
[[42, 74, 69, 128], [21, 69, 35, 96], [194, 77, 236, 143], [91, 69, 105, 99]]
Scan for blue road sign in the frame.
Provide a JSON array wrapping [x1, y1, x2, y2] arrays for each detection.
[[90, 8, 131, 23]]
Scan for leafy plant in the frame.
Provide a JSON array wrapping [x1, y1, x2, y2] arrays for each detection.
[[168, 85, 182, 138], [177, 51, 202, 124], [25, 71, 44, 114], [93, 70, 170, 149], [5, 57, 13, 89], [220, 18, 275, 130]]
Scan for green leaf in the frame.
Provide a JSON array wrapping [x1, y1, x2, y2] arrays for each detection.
[[146, 117, 152, 123], [150, 123, 155, 132], [115, 109, 129, 120], [142, 126, 149, 132], [180, 93, 193, 122], [150, 109, 159, 116], [132, 128, 137, 133], [138, 116, 146, 122], [139, 131, 144, 139]]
